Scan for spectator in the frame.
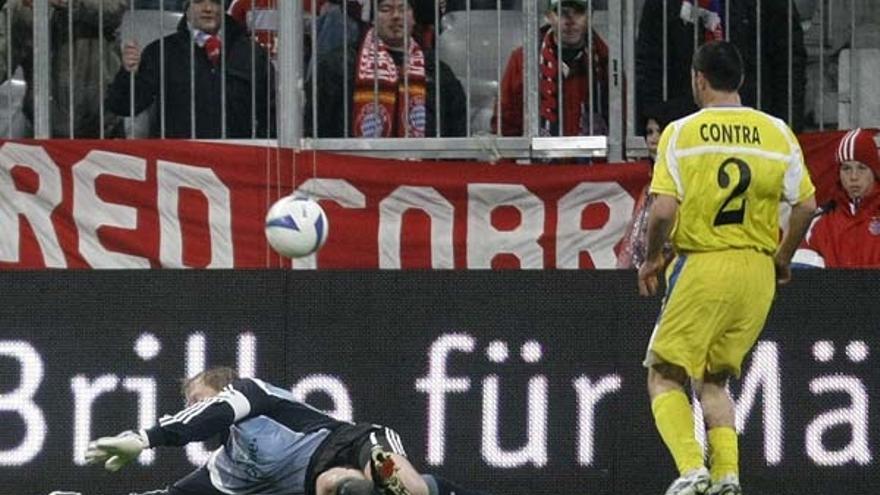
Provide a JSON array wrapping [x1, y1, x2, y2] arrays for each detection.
[[227, 0, 277, 55], [411, 0, 446, 49], [794, 128, 880, 268], [492, 0, 609, 137], [107, 0, 274, 138], [305, 0, 467, 138], [616, 101, 687, 269], [312, 0, 368, 58], [0, 0, 127, 138], [636, 0, 807, 132]]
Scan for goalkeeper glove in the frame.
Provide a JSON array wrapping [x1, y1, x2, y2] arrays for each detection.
[[85, 430, 149, 472]]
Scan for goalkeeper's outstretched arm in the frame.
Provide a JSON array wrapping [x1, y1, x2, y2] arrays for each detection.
[[86, 378, 275, 471]]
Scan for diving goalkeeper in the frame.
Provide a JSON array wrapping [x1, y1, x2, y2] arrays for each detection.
[[86, 367, 484, 495]]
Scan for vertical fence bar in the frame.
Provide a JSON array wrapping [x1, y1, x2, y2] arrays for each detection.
[[5, 8, 11, 138], [249, 0, 256, 138], [607, 0, 623, 161], [756, 0, 762, 110], [818, 0, 824, 130], [404, 0, 410, 137], [98, 0, 105, 138], [434, 0, 441, 137], [189, 6, 196, 138], [220, 5, 227, 138], [787, 0, 793, 126], [278, 0, 302, 147], [625, 0, 635, 142], [33, 0, 51, 138], [724, 0, 729, 41], [67, 1, 74, 137], [556, 0, 563, 136], [495, 0, 501, 136], [849, 0, 857, 127], [523, 0, 538, 141], [310, 0, 318, 137], [587, 0, 593, 134], [343, 0, 350, 137], [662, 0, 667, 100], [128, 0, 135, 138], [371, 0, 379, 137], [465, 0, 472, 137], [160, 0, 167, 138]]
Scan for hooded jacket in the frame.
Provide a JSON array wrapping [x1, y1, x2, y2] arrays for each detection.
[[796, 130, 880, 268], [799, 177, 880, 268]]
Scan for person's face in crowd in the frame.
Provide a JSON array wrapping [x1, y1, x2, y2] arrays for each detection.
[[189, 0, 223, 34], [375, 0, 415, 48], [547, 4, 589, 49], [185, 379, 220, 407], [645, 118, 661, 159], [839, 161, 876, 200]]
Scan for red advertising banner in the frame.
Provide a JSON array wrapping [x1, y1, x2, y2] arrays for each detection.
[[0, 140, 651, 269]]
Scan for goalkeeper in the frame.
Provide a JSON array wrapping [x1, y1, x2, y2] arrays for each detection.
[[86, 367, 483, 495]]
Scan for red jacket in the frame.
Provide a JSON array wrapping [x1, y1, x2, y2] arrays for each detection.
[[798, 187, 880, 268], [492, 29, 608, 137]]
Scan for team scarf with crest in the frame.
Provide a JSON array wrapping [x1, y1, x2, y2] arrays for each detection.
[[352, 28, 427, 137]]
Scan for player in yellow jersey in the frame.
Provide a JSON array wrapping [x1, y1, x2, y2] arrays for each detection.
[[637, 41, 817, 495]]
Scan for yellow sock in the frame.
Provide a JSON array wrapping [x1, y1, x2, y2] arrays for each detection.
[[651, 390, 704, 474], [708, 427, 739, 481]]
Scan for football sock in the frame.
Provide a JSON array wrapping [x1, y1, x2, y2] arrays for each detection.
[[652, 389, 705, 474], [707, 426, 739, 481], [337, 478, 380, 495]]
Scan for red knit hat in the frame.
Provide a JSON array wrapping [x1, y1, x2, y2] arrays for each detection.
[[836, 128, 880, 178]]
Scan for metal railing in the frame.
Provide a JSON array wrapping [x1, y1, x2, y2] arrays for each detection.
[[3, 0, 877, 159]]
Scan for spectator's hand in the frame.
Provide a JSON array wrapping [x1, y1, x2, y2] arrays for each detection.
[[122, 40, 141, 73], [638, 255, 665, 297], [774, 254, 792, 285]]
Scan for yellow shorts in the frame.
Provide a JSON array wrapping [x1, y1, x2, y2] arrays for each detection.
[[643, 249, 776, 380]]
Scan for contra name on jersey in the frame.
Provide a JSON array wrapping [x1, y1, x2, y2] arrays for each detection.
[[699, 122, 762, 144]]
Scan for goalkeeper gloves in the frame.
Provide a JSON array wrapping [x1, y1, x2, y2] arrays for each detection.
[[85, 430, 149, 472]]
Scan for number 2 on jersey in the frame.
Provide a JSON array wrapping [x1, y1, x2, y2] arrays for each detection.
[[713, 157, 752, 226]]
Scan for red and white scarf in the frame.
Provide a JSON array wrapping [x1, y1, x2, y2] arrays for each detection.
[[540, 30, 605, 137], [680, 0, 724, 42], [352, 28, 427, 137]]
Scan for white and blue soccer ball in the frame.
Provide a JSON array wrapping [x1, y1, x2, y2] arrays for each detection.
[[265, 195, 329, 258]]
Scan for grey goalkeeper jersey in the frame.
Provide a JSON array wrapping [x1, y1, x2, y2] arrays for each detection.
[[144, 378, 346, 495]]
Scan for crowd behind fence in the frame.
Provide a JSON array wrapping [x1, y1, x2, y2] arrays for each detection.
[[0, 0, 877, 161]]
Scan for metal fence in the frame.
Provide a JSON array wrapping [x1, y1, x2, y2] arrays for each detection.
[[1, 0, 878, 161]]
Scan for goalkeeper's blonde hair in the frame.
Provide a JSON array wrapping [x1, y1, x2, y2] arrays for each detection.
[[181, 366, 238, 398]]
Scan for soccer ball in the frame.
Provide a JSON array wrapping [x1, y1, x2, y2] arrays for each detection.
[[265, 195, 329, 258]]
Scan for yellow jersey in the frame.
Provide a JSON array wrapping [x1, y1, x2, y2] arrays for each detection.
[[650, 106, 815, 254]]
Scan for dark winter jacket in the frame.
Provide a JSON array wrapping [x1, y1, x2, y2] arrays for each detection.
[[107, 15, 274, 138], [636, 0, 807, 132], [304, 38, 467, 138]]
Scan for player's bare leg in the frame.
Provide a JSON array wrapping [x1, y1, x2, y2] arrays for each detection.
[[648, 363, 710, 495], [697, 372, 742, 495]]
